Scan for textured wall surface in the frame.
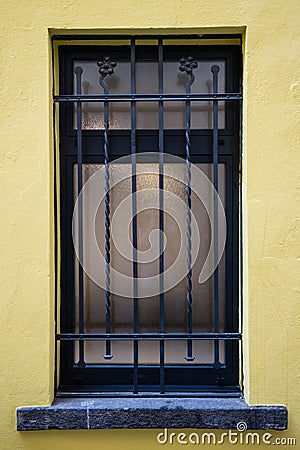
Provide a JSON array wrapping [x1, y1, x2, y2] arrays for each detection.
[[0, 0, 299, 448]]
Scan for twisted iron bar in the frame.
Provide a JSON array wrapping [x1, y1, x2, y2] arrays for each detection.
[[98, 57, 117, 359], [179, 57, 198, 361]]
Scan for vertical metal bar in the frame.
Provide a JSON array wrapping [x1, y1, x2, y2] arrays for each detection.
[[104, 87, 112, 359], [74, 66, 85, 367], [179, 57, 197, 362], [211, 65, 221, 368], [185, 80, 194, 361], [131, 38, 139, 393], [98, 61, 113, 360], [158, 37, 165, 393]]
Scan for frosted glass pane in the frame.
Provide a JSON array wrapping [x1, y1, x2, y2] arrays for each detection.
[[74, 340, 225, 365], [73, 60, 225, 129], [163, 61, 225, 129], [165, 341, 225, 364], [74, 341, 133, 365], [74, 162, 226, 365]]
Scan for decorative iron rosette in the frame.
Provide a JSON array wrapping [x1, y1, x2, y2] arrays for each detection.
[[97, 57, 117, 79], [179, 56, 198, 75]]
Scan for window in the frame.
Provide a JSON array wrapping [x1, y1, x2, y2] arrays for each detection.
[[56, 36, 242, 395]]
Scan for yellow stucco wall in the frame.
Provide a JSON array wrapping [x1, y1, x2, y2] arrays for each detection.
[[0, 0, 299, 449]]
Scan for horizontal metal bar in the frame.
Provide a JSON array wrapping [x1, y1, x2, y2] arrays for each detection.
[[54, 93, 242, 103], [57, 332, 242, 341]]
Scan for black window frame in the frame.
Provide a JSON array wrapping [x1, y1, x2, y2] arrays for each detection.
[[56, 39, 242, 396]]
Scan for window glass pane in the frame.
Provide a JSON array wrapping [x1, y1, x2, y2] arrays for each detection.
[[165, 341, 225, 365], [74, 61, 131, 130], [74, 341, 133, 365], [136, 61, 159, 129], [74, 162, 226, 365], [164, 61, 225, 129], [73, 60, 225, 130]]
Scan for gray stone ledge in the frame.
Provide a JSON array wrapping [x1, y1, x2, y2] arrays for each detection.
[[17, 398, 288, 431]]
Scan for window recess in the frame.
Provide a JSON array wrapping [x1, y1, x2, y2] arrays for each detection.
[[55, 36, 242, 395]]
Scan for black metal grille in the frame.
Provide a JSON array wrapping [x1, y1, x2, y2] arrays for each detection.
[[55, 36, 242, 395]]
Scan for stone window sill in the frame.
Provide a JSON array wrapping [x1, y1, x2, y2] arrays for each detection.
[[17, 397, 287, 431]]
